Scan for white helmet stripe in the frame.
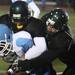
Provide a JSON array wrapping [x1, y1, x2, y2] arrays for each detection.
[[46, 18, 55, 26]]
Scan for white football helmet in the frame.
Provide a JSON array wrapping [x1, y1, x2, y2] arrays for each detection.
[[0, 24, 12, 57], [0, 37, 12, 57]]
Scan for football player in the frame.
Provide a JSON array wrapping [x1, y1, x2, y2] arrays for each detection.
[[17, 8, 73, 75]]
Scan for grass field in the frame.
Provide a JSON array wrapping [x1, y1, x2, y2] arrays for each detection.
[[0, 6, 75, 74]]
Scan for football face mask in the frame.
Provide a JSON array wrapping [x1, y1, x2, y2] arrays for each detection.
[[0, 39, 12, 57]]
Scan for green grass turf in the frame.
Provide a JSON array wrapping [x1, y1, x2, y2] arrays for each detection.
[[52, 59, 66, 72], [69, 12, 75, 35], [0, 58, 9, 70]]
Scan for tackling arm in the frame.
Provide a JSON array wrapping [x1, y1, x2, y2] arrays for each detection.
[[25, 37, 47, 60]]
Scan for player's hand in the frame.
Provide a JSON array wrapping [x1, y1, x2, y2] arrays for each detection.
[[18, 60, 31, 71], [11, 63, 19, 73], [3, 51, 17, 63]]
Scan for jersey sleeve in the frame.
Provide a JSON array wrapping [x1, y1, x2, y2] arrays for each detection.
[[26, 17, 46, 37], [25, 37, 47, 60]]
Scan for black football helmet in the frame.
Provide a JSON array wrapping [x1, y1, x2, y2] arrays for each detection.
[[41, 8, 69, 31], [10, 1, 30, 32]]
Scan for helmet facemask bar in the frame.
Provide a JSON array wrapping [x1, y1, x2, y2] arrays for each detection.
[[12, 14, 27, 23], [46, 18, 59, 32], [0, 34, 12, 57]]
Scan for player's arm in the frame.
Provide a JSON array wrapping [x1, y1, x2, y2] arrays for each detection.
[[23, 18, 47, 60], [18, 32, 72, 69], [25, 37, 47, 60], [28, 0, 40, 18]]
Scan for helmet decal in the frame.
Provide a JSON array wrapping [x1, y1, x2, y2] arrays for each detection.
[[46, 18, 55, 26]]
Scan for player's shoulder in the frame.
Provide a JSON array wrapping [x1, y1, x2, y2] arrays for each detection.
[[29, 17, 46, 31], [29, 17, 43, 25], [27, 17, 46, 37], [0, 14, 10, 22], [54, 31, 72, 47], [0, 14, 11, 28]]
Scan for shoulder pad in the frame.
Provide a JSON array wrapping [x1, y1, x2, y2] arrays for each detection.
[[0, 14, 11, 29], [27, 17, 46, 37]]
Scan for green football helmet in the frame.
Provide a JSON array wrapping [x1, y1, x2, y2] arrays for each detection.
[[10, 1, 30, 32], [41, 8, 69, 31]]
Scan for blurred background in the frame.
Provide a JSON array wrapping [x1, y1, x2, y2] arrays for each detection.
[[0, 0, 75, 75]]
